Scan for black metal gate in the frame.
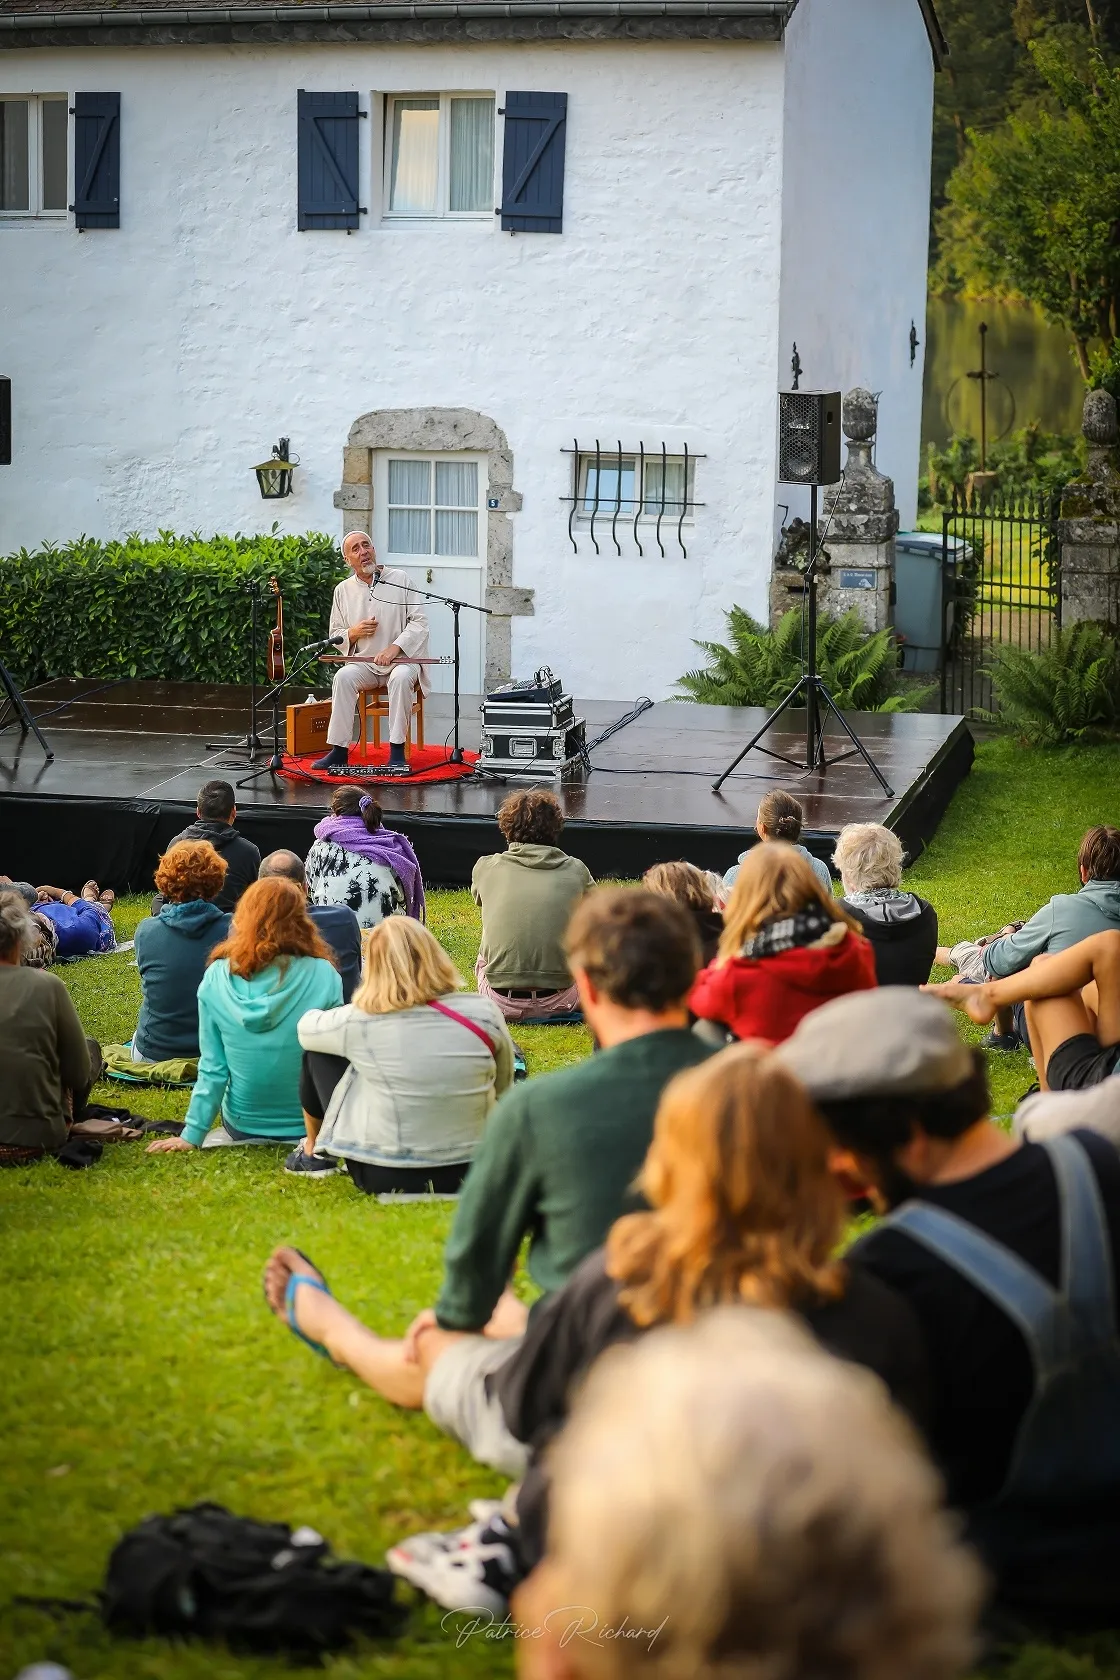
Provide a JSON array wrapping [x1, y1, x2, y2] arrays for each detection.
[[940, 489, 1062, 718]]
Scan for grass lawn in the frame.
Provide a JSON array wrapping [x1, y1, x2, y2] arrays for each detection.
[[2, 734, 1119, 1679]]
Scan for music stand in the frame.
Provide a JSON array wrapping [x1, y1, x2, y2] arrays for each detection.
[[712, 481, 893, 797]]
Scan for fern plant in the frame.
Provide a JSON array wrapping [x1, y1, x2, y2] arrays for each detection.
[[678, 607, 923, 712], [986, 623, 1120, 745]]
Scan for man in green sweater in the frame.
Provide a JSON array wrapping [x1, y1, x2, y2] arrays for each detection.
[[263, 887, 712, 1469]]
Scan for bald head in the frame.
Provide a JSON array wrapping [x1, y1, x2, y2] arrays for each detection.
[[258, 849, 307, 892], [342, 531, 376, 579]]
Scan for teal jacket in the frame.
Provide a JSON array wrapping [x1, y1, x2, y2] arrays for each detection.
[[983, 879, 1120, 978], [183, 956, 343, 1146], [133, 900, 231, 1061]]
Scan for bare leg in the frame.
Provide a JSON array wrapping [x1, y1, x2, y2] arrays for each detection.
[[935, 945, 951, 967], [924, 931, 1120, 1041], [994, 1005, 1015, 1037], [301, 1111, 321, 1156], [484, 1289, 529, 1341]]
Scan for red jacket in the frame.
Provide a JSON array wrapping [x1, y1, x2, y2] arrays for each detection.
[[689, 926, 877, 1046]]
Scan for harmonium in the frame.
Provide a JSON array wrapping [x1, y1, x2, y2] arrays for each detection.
[[479, 668, 586, 779]]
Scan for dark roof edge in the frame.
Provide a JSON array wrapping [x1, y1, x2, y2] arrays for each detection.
[[916, 0, 947, 67], [0, 0, 794, 48]]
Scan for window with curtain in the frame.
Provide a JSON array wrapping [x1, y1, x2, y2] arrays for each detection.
[[387, 457, 480, 557], [385, 93, 494, 219], [577, 453, 693, 521], [0, 96, 66, 217]]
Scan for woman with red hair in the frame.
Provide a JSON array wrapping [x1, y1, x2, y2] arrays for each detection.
[[148, 877, 342, 1154]]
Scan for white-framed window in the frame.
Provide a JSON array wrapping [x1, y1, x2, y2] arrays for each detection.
[[0, 95, 67, 218], [575, 451, 695, 522], [383, 93, 494, 219], [384, 454, 483, 558]]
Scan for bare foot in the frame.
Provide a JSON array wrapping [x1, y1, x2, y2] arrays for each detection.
[[921, 980, 998, 1025], [263, 1245, 341, 1352], [81, 880, 100, 902], [98, 889, 116, 909]]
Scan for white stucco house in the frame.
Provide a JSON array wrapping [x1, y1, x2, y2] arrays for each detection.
[[0, 0, 943, 697]]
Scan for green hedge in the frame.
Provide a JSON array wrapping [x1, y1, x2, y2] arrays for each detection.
[[0, 532, 343, 687]]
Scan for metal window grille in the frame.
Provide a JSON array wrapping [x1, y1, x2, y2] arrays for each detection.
[[561, 440, 703, 557]]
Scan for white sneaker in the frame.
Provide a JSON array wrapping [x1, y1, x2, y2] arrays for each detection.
[[386, 1515, 519, 1615]]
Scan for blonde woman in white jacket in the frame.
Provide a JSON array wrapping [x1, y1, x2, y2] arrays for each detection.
[[287, 917, 514, 1197]]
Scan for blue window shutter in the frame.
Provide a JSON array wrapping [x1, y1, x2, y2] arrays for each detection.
[[72, 93, 120, 230], [298, 90, 362, 230], [500, 92, 567, 234]]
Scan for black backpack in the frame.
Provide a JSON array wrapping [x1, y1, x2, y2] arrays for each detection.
[[102, 1503, 405, 1654]]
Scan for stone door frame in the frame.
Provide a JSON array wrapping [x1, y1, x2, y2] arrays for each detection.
[[334, 407, 533, 688]]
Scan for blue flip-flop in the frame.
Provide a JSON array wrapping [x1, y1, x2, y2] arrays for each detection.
[[277, 1247, 334, 1360]]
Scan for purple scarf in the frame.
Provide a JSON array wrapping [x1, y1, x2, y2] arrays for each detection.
[[312, 815, 426, 920]]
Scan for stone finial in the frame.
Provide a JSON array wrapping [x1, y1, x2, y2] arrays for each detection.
[[1083, 388, 1118, 447], [843, 387, 878, 444]]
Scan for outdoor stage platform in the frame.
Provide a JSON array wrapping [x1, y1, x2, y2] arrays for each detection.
[[0, 680, 974, 889]]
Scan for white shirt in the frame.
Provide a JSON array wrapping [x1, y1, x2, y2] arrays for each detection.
[[328, 567, 432, 692]]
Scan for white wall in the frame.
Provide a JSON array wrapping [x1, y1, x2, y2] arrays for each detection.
[[777, 0, 934, 528], [0, 40, 786, 699]]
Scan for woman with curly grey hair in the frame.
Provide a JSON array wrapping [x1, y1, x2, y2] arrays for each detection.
[[834, 822, 938, 987], [0, 889, 92, 1162]]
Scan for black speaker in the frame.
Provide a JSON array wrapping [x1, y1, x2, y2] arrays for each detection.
[[0, 377, 10, 467], [778, 389, 841, 486]]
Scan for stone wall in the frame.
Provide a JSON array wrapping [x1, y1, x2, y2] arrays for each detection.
[[1059, 390, 1120, 629]]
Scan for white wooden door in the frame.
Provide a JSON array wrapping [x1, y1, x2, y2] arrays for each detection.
[[372, 451, 487, 695]]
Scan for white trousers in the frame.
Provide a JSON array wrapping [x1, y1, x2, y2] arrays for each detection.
[[326, 660, 418, 748]]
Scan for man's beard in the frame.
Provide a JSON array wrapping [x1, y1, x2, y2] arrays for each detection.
[[874, 1155, 921, 1211]]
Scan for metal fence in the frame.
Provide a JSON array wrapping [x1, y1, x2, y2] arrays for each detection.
[[940, 489, 1062, 718]]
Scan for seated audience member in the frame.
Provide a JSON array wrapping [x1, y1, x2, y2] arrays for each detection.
[[643, 860, 723, 965], [131, 842, 230, 1063], [34, 880, 116, 957], [289, 917, 513, 1188], [258, 849, 362, 1002], [388, 1044, 930, 1609], [471, 790, 593, 1023], [0, 890, 92, 1161], [723, 789, 833, 897], [147, 878, 342, 1155], [262, 889, 712, 1471], [834, 822, 938, 987], [305, 787, 423, 927], [691, 842, 875, 1045], [516, 1311, 981, 1680], [938, 824, 1120, 1049], [927, 929, 1120, 1096], [776, 987, 1120, 1626], [152, 780, 261, 914], [0, 880, 58, 967]]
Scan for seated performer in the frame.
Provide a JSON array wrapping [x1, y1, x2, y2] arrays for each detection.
[[313, 530, 430, 775]]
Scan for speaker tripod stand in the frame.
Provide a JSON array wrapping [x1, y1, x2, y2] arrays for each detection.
[[712, 484, 893, 798], [0, 658, 53, 761]]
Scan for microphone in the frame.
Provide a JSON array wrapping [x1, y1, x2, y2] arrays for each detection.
[[299, 633, 345, 653]]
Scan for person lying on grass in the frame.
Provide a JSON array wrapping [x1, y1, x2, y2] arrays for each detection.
[[147, 878, 341, 1154], [924, 929, 1120, 1097], [31, 879, 116, 957], [515, 1312, 981, 1680], [289, 915, 514, 1192], [386, 1042, 930, 1616], [263, 888, 712, 1476]]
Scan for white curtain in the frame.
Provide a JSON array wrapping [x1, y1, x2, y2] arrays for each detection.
[[643, 459, 688, 515], [449, 98, 494, 213], [0, 101, 29, 212], [388, 509, 432, 554], [390, 100, 439, 214], [434, 511, 478, 556], [434, 460, 477, 507], [40, 100, 67, 211], [388, 459, 433, 554]]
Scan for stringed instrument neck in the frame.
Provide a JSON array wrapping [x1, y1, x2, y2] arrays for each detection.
[[266, 576, 285, 681]]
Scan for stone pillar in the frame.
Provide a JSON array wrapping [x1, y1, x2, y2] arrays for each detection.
[[818, 388, 898, 633], [1059, 390, 1120, 629]]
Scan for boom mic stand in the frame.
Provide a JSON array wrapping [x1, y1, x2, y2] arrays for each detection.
[[365, 573, 492, 764], [712, 483, 893, 797], [235, 640, 330, 790]]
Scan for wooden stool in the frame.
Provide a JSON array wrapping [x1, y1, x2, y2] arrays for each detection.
[[357, 686, 425, 758]]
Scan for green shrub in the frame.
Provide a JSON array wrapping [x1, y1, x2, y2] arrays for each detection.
[[926, 424, 1081, 506], [678, 607, 926, 712], [0, 531, 342, 687], [986, 621, 1120, 744]]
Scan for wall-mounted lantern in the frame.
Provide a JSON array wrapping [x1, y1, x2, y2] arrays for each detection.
[[254, 437, 298, 499]]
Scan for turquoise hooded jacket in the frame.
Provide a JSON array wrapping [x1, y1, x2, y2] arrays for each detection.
[[183, 956, 343, 1145], [983, 879, 1120, 978]]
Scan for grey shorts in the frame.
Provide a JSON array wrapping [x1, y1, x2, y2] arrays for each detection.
[[423, 1334, 529, 1478]]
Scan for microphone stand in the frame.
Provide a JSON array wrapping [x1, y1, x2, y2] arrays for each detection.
[[234, 642, 334, 790], [363, 572, 492, 764]]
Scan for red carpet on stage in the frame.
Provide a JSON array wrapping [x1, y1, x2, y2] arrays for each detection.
[[279, 743, 480, 787]]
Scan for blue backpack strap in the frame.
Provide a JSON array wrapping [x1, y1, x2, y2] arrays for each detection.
[[1041, 1132, 1117, 1345], [880, 1201, 1067, 1374]]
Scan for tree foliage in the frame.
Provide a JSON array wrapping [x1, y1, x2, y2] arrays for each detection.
[[935, 37, 1120, 377], [678, 607, 923, 712], [986, 620, 1120, 743]]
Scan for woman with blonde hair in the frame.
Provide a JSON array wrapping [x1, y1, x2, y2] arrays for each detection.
[[690, 841, 875, 1044], [642, 861, 723, 965], [290, 916, 513, 1194], [386, 1046, 928, 1611], [146, 877, 343, 1155]]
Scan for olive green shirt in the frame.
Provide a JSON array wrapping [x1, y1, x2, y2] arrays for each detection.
[[0, 965, 91, 1149]]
